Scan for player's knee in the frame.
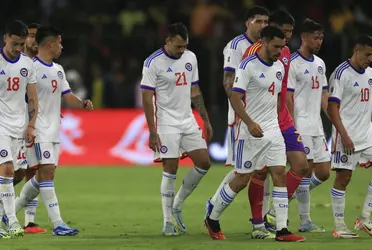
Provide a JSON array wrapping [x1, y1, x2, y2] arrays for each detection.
[[197, 159, 211, 171], [252, 167, 269, 180], [38, 164, 56, 180], [316, 168, 330, 182], [270, 166, 286, 186], [335, 169, 352, 189], [0, 161, 14, 177], [230, 173, 250, 192], [25, 168, 36, 181]]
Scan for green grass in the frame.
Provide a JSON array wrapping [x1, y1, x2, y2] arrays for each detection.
[[2, 165, 372, 249]]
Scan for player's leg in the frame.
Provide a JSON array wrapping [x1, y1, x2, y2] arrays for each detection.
[[311, 136, 330, 191], [173, 130, 210, 232], [158, 133, 181, 236], [266, 135, 305, 242], [13, 170, 25, 186], [354, 147, 372, 236], [331, 139, 359, 238], [204, 139, 252, 240], [0, 136, 23, 238], [23, 167, 46, 234]]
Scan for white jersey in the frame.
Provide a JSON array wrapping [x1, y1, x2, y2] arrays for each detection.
[[288, 52, 328, 136], [140, 48, 199, 133], [33, 57, 71, 143], [232, 54, 284, 138], [223, 33, 254, 125], [0, 49, 36, 138], [328, 60, 372, 151]]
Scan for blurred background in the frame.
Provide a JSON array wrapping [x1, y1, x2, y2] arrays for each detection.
[[2, 0, 372, 165]]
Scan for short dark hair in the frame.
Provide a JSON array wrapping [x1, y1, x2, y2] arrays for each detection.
[[5, 20, 28, 37], [269, 10, 295, 26], [35, 25, 61, 45], [28, 23, 41, 30], [261, 26, 285, 41], [354, 35, 372, 47], [167, 22, 188, 40], [300, 18, 323, 34], [245, 6, 270, 20]]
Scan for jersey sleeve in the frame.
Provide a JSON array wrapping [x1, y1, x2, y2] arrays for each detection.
[[287, 62, 296, 92], [231, 64, 250, 94], [59, 66, 72, 96], [27, 63, 37, 84], [191, 55, 199, 85], [140, 61, 157, 91], [328, 72, 346, 104], [242, 42, 262, 60], [223, 45, 242, 73]]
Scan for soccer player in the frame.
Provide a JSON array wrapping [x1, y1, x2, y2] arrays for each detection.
[[284, 18, 330, 231], [328, 35, 372, 238], [239, 10, 310, 238], [141, 23, 213, 236], [0, 20, 38, 238], [12, 22, 46, 234], [204, 26, 305, 242], [205, 5, 269, 218], [12, 25, 92, 236]]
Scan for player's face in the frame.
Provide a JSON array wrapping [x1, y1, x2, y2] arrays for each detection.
[[50, 35, 63, 58], [279, 24, 294, 44], [3, 34, 26, 58], [356, 45, 372, 69], [266, 37, 285, 61], [246, 15, 269, 40], [304, 31, 324, 54], [166, 35, 188, 59], [25, 28, 38, 54]]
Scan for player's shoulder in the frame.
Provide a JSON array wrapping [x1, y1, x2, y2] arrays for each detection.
[[143, 48, 164, 68], [19, 53, 34, 65], [331, 60, 351, 80], [183, 49, 197, 60], [226, 33, 247, 50], [313, 55, 325, 65], [290, 51, 301, 63], [239, 54, 258, 70]]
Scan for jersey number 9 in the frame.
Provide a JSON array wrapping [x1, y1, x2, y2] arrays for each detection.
[[51, 80, 58, 93]]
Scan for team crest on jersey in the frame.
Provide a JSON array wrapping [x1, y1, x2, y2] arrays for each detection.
[[57, 71, 64, 79], [304, 147, 310, 155], [0, 149, 8, 158], [369, 79, 372, 87], [276, 71, 282, 80], [282, 57, 288, 65], [244, 161, 252, 169], [340, 155, 348, 163], [160, 146, 168, 154], [317, 66, 324, 75], [43, 151, 51, 159], [185, 63, 192, 72], [20, 68, 28, 77]]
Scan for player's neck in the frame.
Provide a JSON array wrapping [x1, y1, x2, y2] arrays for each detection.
[[245, 31, 256, 43], [349, 56, 364, 72], [298, 47, 313, 60], [2, 48, 18, 60], [257, 50, 273, 66], [23, 48, 37, 59], [36, 51, 53, 64]]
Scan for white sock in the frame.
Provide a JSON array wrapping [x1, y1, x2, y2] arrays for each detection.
[[15, 176, 39, 213], [210, 184, 237, 220], [0, 200, 4, 216], [296, 178, 311, 225], [39, 181, 63, 228], [262, 176, 271, 216], [272, 186, 288, 231], [0, 177, 17, 224], [360, 181, 372, 221], [161, 172, 176, 227], [331, 188, 346, 228], [309, 173, 323, 191], [24, 197, 38, 226], [210, 169, 235, 205], [173, 166, 208, 210]]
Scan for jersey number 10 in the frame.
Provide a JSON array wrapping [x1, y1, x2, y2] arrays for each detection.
[[361, 88, 370, 102]]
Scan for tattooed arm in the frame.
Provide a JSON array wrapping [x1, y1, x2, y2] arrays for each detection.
[[191, 84, 213, 140], [222, 71, 235, 98], [26, 84, 38, 127]]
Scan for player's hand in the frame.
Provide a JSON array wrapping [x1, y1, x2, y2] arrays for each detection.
[[247, 122, 264, 138], [341, 134, 354, 155], [83, 100, 94, 111], [149, 131, 161, 152], [204, 121, 213, 142], [25, 125, 36, 143]]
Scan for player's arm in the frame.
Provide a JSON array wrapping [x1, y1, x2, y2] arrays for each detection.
[[191, 84, 213, 141], [142, 88, 156, 133], [222, 70, 235, 98], [63, 92, 93, 110], [321, 89, 330, 119], [26, 83, 38, 128], [286, 63, 296, 119], [222, 45, 241, 99]]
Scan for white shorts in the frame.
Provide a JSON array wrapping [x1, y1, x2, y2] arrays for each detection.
[[234, 135, 286, 174], [225, 125, 236, 166], [331, 138, 372, 171], [302, 135, 330, 163], [26, 142, 60, 168], [156, 130, 207, 159], [0, 135, 27, 171]]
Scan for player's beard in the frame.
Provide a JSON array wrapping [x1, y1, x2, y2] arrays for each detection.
[[26, 45, 38, 54]]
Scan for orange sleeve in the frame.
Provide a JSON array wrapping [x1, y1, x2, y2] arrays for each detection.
[[242, 42, 262, 60]]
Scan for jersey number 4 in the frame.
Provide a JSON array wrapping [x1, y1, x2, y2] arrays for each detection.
[[7, 77, 20, 91], [268, 82, 275, 95], [175, 72, 187, 86]]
